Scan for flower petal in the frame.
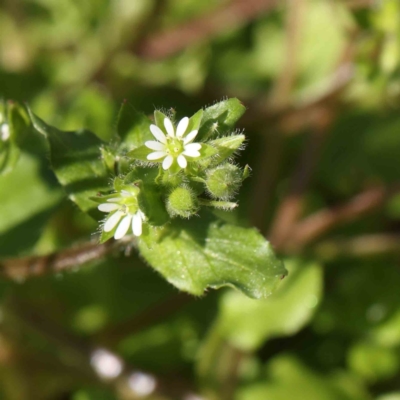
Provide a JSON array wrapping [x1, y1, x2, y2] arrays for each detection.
[[132, 212, 143, 236], [147, 151, 167, 160], [183, 130, 198, 144], [104, 211, 124, 232], [177, 154, 187, 168], [114, 214, 132, 239], [107, 197, 121, 202], [145, 141, 165, 151], [184, 143, 202, 152], [162, 155, 174, 170], [150, 124, 167, 143], [164, 117, 175, 137], [183, 149, 201, 158], [98, 203, 119, 212], [176, 117, 189, 138]]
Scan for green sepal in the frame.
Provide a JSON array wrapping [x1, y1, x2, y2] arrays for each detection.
[[196, 143, 218, 160], [99, 222, 117, 244], [89, 193, 121, 204], [127, 145, 153, 161], [188, 109, 203, 132], [208, 134, 245, 164], [243, 164, 251, 180], [198, 98, 246, 141], [198, 199, 238, 210], [154, 110, 169, 131]]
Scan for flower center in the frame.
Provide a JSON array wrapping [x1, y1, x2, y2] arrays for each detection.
[[166, 137, 184, 157]]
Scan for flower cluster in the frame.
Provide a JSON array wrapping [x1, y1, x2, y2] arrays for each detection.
[[98, 189, 146, 240], [146, 117, 202, 170], [96, 108, 247, 242]]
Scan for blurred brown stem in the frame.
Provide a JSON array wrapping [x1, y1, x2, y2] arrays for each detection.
[[286, 184, 400, 251], [135, 0, 279, 60], [268, 110, 333, 249], [313, 233, 400, 260], [0, 238, 134, 282]]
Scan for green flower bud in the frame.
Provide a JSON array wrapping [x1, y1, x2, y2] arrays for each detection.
[[205, 163, 242, 200], [167, 186, 199, 218]]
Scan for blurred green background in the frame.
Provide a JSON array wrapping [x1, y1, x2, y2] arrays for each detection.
[[1, 0, 400, 399]]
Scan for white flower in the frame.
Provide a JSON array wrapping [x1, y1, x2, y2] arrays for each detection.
[[0, 123, 10, 141], [98, 191, 145, 239], [145, 117, 202, 170]]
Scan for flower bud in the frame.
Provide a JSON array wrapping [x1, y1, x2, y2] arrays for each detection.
[[166, 186, 198, 218], [205, 164, 242, 200]]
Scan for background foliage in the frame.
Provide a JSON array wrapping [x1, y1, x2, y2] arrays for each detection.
[[1, 0, 400, 399]]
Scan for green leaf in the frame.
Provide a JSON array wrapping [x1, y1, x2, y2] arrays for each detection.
[[28, 109, 109, 219], [139, 212, 286, 298], [198, 98, 246, 141], [116, 101, 153, 149], [217, 259, 322, 351], [127, 144, 153, 161]]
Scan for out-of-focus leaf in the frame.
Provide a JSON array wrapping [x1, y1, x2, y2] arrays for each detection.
[[348, 341, 399, 383], [377, 394, 400, 400], [237, 355, 369, 400], [216, 260, 322, 351], [0, 152, 63, 235], [0, 100, 30, 175], [28, 109, 109, 218], [116, 101, 153, 150], [139, 212, 286, 298]]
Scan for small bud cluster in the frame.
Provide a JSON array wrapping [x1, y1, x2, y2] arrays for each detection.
[[95, 109, 248, 241]]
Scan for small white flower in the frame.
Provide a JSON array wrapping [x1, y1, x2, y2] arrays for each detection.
[[145, 117, 202, 170], [0, 123, 10, 141], [98, 191, 146, 239]]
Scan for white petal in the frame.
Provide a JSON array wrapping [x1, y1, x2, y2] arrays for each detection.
[[132, 212, 143, 236], [114, 215, 132, 240], [120, 190, 131, 197], [104, 211, 124, 232], [162, 155, 174, 170], [147, 151, 167, 160], [183, 130, 198, 144], [150, 124, 167, 143], [176, 117, 189, 138], [107, 197, 121, 202], [98, 203, 119, 212], [183, 149, 201, 158], [177, 154, 187, 168], [145, 141, 165, 151], [184, 143, 201, 152], [164, 117, 175, 137]]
